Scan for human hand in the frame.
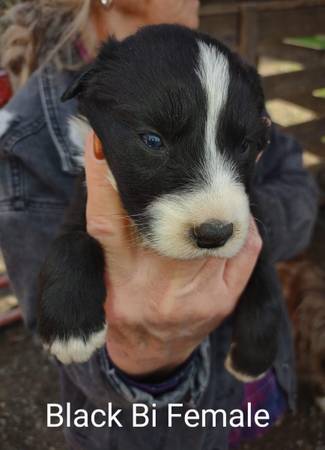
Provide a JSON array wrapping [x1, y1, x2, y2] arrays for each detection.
[[85, 133, 262, 377]]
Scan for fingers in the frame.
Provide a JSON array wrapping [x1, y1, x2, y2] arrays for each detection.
[[84, 132, 134, 262], [224, 218, 262, 292]]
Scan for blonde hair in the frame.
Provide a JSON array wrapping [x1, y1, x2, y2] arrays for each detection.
[[0, 0, 95, 92]]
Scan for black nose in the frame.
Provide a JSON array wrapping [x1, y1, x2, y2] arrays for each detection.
[[192, 220, 233, 249]]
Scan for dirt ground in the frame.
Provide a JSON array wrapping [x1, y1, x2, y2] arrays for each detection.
[[0, 207, 324, 450]]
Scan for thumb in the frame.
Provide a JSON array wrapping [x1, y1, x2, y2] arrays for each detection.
[[84, 132, 133, 260]]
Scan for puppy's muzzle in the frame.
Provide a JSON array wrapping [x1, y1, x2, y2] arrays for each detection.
[[191, 220, 234, 249]]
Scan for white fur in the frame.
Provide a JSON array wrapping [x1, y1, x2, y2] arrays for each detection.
[[0, 110, 14, 138], [196, 40, 231, 182], [107, 169, 118, 191], [145, 42, 249, 260], [146, 185, 249, 259], [48, 325, 107, 364], [68, 115, 91, 167]]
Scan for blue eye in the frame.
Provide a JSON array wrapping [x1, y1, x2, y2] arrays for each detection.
[[140, 133, 163, 149]]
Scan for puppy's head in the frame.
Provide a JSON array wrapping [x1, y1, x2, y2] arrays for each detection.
[[64, 25, 269, 259]]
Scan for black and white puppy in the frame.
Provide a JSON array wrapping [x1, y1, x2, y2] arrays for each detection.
[[38, 25, 282, 381]]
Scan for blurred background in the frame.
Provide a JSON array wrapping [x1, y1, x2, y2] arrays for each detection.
[[0, 1, 324, 449]]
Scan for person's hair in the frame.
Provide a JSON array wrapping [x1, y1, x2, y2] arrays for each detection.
[[0, 0, 95, 92]]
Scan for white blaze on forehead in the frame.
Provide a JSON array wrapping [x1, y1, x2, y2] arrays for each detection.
[[196, 41, 234, 184]]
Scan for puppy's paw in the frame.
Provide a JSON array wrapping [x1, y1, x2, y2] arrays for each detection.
[[46, 324, 107, 364], [224, 344, 267, 382], [38, 231, 107, 364]]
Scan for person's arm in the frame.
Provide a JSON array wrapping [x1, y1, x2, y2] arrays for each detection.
[[254, 126, 318, 262]]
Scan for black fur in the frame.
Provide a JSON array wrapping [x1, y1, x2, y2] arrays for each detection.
[[38, 25, 282, 378]]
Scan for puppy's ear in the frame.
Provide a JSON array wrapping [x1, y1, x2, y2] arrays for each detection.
[[61, 65, 93, 102], [61, 38, 120, 102], [257, 116, 272, 159]]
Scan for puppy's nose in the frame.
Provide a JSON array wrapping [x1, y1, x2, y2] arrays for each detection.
[[192, 220, 233, 249]]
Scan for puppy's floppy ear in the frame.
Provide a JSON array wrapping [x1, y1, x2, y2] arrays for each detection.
[[257, 115, 272, 159], [61, 38, 121, 102], [61, 65, 93, 102]]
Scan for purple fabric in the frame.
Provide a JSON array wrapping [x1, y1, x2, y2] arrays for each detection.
[[229, 370, 288, 448]]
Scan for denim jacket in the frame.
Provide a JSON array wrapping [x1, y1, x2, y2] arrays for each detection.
[[0, 63, 319, 450]]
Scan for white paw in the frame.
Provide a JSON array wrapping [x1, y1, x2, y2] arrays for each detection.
[[47, 325, 107, 364], [224, 348, 266, 383]]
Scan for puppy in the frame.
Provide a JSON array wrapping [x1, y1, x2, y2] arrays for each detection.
[[38, 25, 282, 381]]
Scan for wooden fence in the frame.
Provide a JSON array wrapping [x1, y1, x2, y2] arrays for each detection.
[[199, 0, 325, 158]]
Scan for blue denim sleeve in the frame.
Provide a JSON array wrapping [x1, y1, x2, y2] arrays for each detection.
[[0, 116, 75, 332], [0, 68, 83, 332], [253, 126, 319, 262]]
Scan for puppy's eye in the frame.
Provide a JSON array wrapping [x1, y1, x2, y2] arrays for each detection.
[[140, 133, 163, 149], [240, 140, 249, 154]]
